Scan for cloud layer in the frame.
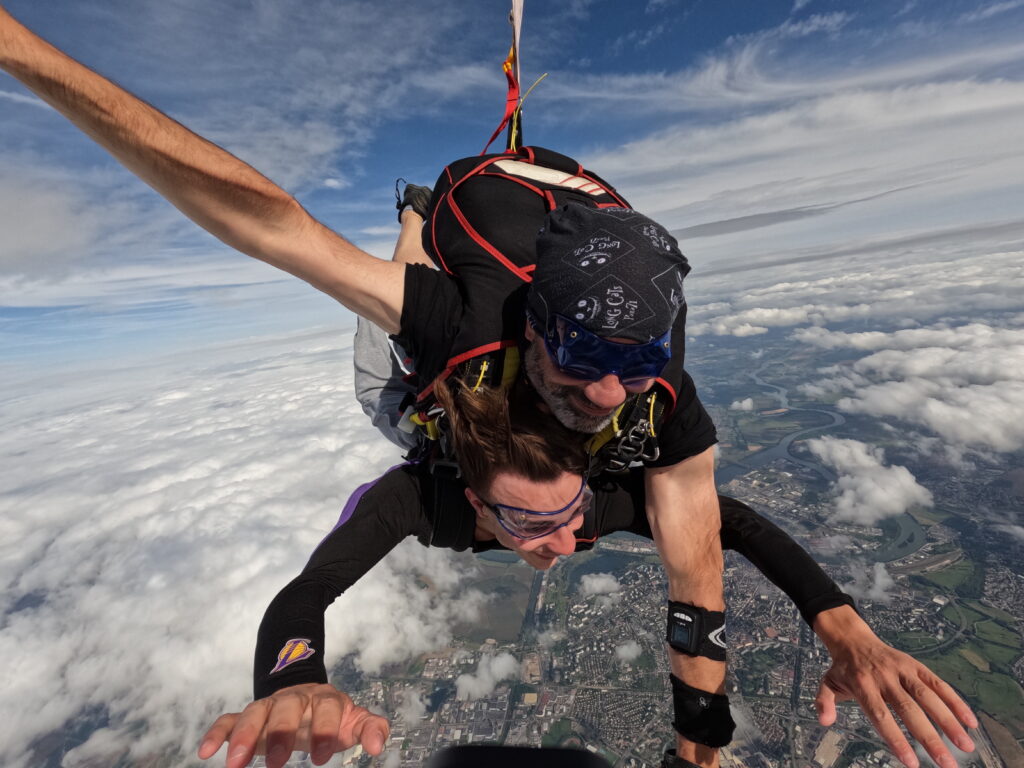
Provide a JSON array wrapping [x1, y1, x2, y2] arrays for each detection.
[[0, 329, 484, 768]]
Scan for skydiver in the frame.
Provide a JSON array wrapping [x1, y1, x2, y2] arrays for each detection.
[[0, 8, 978, 768], [0, 11, 733, 761], [198, 378, 975, 768]]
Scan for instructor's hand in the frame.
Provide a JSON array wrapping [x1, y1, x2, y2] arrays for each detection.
[[814, 607, 977, 768], [198, 683, 390, 768]]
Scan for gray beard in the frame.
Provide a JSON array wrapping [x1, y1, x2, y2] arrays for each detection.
[[523, 342, 613, 434]]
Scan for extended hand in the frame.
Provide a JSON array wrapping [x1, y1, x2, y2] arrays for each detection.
[[198, 683, 390, 768], [815, 610, 977, 768]]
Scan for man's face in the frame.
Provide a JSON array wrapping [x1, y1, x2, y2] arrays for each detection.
[[467, 470, 588, 571], [523, 323, 655, 434]]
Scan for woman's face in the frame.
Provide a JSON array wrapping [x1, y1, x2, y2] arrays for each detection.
[[466, 470, 589, 570]]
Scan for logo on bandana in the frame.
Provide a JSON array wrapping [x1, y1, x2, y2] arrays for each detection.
[[633, 221, 676, 253], [594, 207, 641, 222], [565, 229, 635, 274], [651, 265, 686, 313], [579, 276, 656, 334], [270, 638, 316, 674]]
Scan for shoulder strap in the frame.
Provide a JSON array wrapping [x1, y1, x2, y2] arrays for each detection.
[[588, 386, 669, 473]]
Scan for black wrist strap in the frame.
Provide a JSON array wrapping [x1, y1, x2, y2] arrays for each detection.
[[669, 674, 735, 748], [660, 750, 702, 768], [666, 601, 727, 662]]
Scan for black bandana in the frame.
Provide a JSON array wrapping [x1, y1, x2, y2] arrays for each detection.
[[527, 205, 689, 342]]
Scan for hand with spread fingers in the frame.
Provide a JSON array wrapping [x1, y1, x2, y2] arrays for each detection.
[[813, 606, 978, 768], [198, 683, 390, 768]]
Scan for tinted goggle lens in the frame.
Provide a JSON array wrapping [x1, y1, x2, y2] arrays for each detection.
[[541, 315, 671, 384], [491, 483, 593, 540]]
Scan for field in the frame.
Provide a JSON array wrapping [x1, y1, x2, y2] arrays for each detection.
[[925, 648, 1024, 738], [908, 506, 953, 525], [452, 560, 533, 643], [958, 648, 990, 672], [921, 560, 975, 590], [735, 410, 834, 446], [541, 717, 577, 748]]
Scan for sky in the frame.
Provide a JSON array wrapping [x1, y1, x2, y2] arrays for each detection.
[[2, 0, 1024, 765]]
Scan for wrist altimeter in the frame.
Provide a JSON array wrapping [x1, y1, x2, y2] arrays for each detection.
[[666, 601, 726, 662]]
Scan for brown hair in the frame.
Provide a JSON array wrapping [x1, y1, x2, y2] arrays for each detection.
[[434, 376, 588, 494]]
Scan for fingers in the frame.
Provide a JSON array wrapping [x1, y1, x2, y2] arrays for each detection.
[[921, 668, 979, 731], [337, 706, 390, 757], [197, 713, 239, 760], [907, 671, 976, 754], [264, 690, 310, 768], [224, 698, 273, 768], [308, 690, 345, 766], [814, 679, 837, 727], [856, 685, 920, 768]]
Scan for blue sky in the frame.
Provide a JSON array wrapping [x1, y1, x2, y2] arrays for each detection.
[[2, 0, 1023, 372]]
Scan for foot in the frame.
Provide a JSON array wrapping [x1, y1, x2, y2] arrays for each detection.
[[394, 180, 433, 222]]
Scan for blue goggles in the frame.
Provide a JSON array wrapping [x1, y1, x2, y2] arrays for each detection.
[[483, 476, 593, 541], [530, 312, 671, 385]]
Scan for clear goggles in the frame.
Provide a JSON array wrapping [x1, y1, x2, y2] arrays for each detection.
[[483, 476, 593, 541], [530, 312, 671, 386]]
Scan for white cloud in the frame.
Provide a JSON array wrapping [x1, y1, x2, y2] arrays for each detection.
[[395, 687, 427, 722], [799, 321, 1024, 454], [455, 653, 520, 701], [962, 0, 1024, 23], [0, 89, 48, 108], [843, 562, 896, 604], [537, 628, 565, 647], [579, 573, 621, 596], [0, 329, 486, 768], [615, 641, 642, 662], [806, 437, 933, 525], [730, 398, 754, 412], [811, 534, 853, 556], [995, 524, 1024, 543]]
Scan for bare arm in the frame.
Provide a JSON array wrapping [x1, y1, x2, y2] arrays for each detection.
[[645, 446, 726, 767], [0, 6, 404, 332]]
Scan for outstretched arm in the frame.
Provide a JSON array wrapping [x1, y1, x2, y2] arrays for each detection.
[[201, 464, 429, 766], [646, 447, 726, 767], [718, 497, 977, 768], [813, 606, 977, 768], [0, 6, 404, 332]]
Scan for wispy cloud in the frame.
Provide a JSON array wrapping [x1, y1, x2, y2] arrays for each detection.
[[961, 0, 1024, 23], [0, 89, 47, 108]]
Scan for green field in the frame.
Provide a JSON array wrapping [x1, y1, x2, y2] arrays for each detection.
[[921, 560, 974, 590], [964, 599, 1021, 626], [908, 507, 953, 525], [974, 619, 1022, 648], [925, 647, 1024, 737], [895, 631, 942, 652], [541, 718, 577, 748], [736, 410, 833, 445]]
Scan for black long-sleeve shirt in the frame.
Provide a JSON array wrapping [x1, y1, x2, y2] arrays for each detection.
[[254, 463, 853, 698]]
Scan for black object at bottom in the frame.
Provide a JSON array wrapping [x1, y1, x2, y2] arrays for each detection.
[[670, 674, 736, 747], [426, 745, 611, 768], [661, 749, 703, 768]]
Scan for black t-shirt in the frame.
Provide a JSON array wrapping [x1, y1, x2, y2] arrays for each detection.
[[396, 264, 717, 467], [253, 463, 853, 699]]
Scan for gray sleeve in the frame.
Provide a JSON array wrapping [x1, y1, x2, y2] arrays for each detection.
[[352, 317, 420, 451]]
